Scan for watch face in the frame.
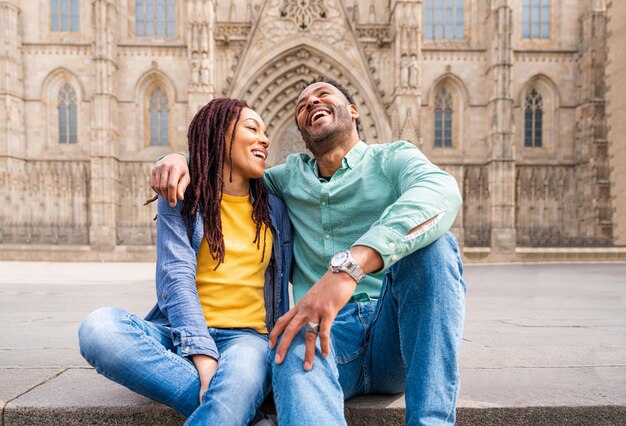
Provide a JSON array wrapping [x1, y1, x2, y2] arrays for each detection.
[[331, 250, 349, 267]]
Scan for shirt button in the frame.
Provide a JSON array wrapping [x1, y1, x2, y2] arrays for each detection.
[[325, 234, 330, 239], [321, 201, 327, 206], [391, 255, 398, 261], [183, 346, 189, 352], [388, 243, 396, 249]]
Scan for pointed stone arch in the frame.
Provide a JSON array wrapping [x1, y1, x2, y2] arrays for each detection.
[[133, 68, 177, 150], [40, 67, 86, 151], [227, 45, 392, 160], [517, 74, 560, 154], [424, 73, 470, 154], [425, 73, 470, 107], [517, 74, 560, 108], [134, 68, 178, 104], [41, 67, 86, 101]]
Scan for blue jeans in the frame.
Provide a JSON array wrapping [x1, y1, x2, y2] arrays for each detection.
[[78, 307, 270, 426], [271, 233, 466, 425]]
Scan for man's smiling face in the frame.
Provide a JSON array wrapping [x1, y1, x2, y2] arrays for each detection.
[[295, 82, 359, 155]]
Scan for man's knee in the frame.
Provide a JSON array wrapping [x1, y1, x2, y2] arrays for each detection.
[[269, 330, 338, 381], [399, 232, 459, 266], [389, 233, 461, 280]]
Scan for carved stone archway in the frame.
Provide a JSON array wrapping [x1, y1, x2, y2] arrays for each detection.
[[229, 45, 392, 161]]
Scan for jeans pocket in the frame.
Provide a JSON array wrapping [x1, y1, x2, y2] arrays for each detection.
[[331, 303, 369, 364]]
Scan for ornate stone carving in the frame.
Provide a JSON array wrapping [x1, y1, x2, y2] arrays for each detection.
[[514, 166, 610, 247], [1, 162, 90, 245], [514, 51, 578, 63], [239, 47, 379, 142], [188, 0, 215, 93], [422, 49, 488, 62], [116, 162, 157, 245], [463, 166, 491, 247], [355, 24, 392, 45], [279, 0, 329, 30], [118, 45, 187, 57], [254, 0, 347, 50], [22, 43, 92, 56], [215, 22, 252, 42]]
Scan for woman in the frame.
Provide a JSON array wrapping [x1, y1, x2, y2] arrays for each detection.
[[78, 99, 292, 425]]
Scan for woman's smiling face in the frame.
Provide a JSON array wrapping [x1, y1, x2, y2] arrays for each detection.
[[223, 107, 270, 182]]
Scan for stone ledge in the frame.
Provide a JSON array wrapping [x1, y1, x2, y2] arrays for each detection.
[[5, 396, 626, 426], [4, 369, 626, 426]]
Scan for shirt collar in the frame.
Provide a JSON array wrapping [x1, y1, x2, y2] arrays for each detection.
[[308, 141, 368, 177], [343, 140, 368, 169]]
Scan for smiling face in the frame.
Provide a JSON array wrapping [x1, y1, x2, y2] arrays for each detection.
[[223, 107, 270, 183], [295, 82, 359, 156]]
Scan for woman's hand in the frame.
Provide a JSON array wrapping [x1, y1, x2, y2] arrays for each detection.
[[190, 354, 218, 404]]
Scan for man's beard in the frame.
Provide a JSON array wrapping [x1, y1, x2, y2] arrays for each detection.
[[300, 105, 353, 157]]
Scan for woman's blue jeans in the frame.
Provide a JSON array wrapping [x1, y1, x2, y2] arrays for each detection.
[[78, 308, 270, 426], [270, 232, 466, 426]]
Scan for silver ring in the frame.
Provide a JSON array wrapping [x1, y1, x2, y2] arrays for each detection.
[[305, 322, 320, 334]]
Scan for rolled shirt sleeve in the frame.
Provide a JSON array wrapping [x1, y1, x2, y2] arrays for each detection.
[[353, 141, 462, 271]]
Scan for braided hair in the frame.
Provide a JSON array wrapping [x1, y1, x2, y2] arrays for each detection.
[[182, 98, 271, 269]]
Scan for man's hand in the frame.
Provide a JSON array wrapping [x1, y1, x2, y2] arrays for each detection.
[[269, 245, 383, 371], [151, 153, 190, 207], [191, 354, 218, 404], [269, 269, 356, 371]]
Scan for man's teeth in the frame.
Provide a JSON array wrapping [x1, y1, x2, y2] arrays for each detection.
[[311, 110, 330, 125], [252, 151, 266, 160]]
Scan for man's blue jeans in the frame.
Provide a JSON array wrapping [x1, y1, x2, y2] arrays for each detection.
[[78, 308, 270, 426], [271, 232, 466, 425]]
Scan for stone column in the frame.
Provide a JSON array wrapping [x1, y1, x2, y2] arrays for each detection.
[[89, 0, 119, 250], [606, 0, 626, 245], [0, 1, 26, 243], [187, 0, 215, 119], [389, 1, 420, 145], [576, 0, 612, 245], [486, 1, 516, 253]]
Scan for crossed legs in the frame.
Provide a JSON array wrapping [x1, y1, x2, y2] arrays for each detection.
[[78, 307, 270, 426]]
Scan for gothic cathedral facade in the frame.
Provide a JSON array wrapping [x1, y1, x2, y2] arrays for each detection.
[[0, 0, 624, 261]]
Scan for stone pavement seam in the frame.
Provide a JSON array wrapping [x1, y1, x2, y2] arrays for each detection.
[[3, 368, 68, 412]]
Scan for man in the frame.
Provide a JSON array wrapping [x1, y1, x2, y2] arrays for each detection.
[[152, 76, 466, 425]]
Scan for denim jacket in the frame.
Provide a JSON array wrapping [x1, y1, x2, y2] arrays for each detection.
[[144, 194, 293, 360]]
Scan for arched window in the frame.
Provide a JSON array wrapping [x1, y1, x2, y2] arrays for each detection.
[[424, 0, 464, 40], [522, 0, 550, 39], [51, 0, 79, 32], [434, 88, 453, 148], [136, 0, 176, 37], [149, 87, 168, 146], [58, 84, 77, 144], [524, 89, 543, 148]]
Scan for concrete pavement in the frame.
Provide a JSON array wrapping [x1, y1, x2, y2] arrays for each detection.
[[1, 262, 625, 425]]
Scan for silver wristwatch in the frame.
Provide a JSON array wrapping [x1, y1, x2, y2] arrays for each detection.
[[329, 250, 365, 284]]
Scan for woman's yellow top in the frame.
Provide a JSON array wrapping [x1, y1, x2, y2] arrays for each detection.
[[195, 193, 272, 334]]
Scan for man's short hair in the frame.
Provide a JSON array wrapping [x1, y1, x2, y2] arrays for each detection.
[[296, 75, 363, 139]]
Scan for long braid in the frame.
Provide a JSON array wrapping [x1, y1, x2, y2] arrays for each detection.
[[182, 98, 272, 269]]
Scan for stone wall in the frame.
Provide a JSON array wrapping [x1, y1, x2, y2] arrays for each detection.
[[606, 0, 626, 246], [0, 0, 622, 261]]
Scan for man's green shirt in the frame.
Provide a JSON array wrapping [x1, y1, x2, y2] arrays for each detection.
[[264, 141, 462, 303]]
